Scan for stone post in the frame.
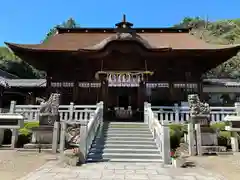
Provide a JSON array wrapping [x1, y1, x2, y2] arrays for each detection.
[[144, 102, 149, 124], [162, 121, 171, 164], [230, 102, 240, 152], [188, 123, 195, 156], [10, 101, 18, 149], [69, 102, 74, 120], [98, 101, 104, 122], [78, 121, 88, 164], [174, 103, 179, 123], [231, 132, 239, 152], [235, 102, 240, 116], [59, 121, 67, 153], [52, 121, 60, 153], [195, 123, 202, 155]]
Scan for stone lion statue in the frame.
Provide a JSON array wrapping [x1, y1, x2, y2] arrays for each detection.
[[188, 94, 210, 125], [39, 93, 61, 126]]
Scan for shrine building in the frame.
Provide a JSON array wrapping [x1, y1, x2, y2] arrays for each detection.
[[5, 15, 240, 117]]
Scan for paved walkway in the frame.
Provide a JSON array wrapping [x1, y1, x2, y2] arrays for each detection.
[[188, 154, 240, 180], [18, 160, 226, 180], [0, 150, 56, 180]]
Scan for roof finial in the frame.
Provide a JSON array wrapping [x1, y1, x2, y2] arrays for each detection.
[[115, 14, 134, 31], [122, 14, 126, 23]]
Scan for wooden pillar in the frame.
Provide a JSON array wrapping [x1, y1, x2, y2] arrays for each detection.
[[169, 82, 174, 102], [46, 75, 52, 98], [138, 81, 145, 108], [198, 82, 203, 101], [100, 80, 108, 109], [98, 72, 108, 111], [138, 73, 148, 109], [73, 80, 79, 104], [29, 92, 36, 105]]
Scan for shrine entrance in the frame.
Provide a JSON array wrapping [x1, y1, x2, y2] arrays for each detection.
[[98, 71, 151, 122], [107, 87, 139, 121]]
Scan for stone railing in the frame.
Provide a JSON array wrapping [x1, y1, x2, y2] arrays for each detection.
[[144, 102, 171, 164], [152, 104, 237, 123], [59, 101, 104, 164], [11, 102, 97, 122]]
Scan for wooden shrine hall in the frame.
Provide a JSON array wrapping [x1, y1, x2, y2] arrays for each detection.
[[5, 15, 240, 119]]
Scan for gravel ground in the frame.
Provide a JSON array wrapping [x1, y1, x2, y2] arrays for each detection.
[[187, 153, 240, 180], [0, 150, 58, 180]]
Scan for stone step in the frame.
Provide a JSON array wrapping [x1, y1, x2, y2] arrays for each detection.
[[92, 140, 156, 145], [106, 122, 147, 127], [94, 136, 154, 141], [86, 158, 163, 163], [89, 148, 160, 154], [104, 128, 149, 131], [90, 143, 158, 150], [102, 133, 152, 137], [87, 152, 162, 160]]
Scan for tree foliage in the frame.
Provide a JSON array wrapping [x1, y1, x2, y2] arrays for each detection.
[[0, 18, 79, 78], [43, 18, 78, 42], [175, 17, 240, 79]]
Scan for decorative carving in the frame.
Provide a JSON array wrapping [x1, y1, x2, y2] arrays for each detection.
[[188, 94, 210, 117], [95, 71, 154, 87], [39, 93, 61, 126]]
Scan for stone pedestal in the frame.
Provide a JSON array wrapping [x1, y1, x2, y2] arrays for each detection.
[[230, 132, 239, 152], [24, 126, 54, 149]]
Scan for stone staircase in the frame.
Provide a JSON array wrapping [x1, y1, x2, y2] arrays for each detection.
[[87, 122, 162, 163]]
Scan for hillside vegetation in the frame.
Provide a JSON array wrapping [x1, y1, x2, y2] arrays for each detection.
[[0, 17, 240, 78], [175, 17, 240, 78]]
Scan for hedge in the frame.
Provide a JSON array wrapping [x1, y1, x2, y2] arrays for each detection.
[[19, 121, 39, 136], [169, 122, 233, 149], [17, 121, 39, 147]]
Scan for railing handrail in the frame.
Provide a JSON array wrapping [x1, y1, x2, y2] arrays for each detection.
[[152, 105, 235, 111], [144, 102, 171, 164], [85, 101, 103, 157], [15, 104, 97, 109], [152, 104, 238, 123]]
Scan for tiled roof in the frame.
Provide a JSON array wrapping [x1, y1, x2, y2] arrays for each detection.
[[6, 32, 240, 51], [6, 79, 46, 87], [203, 79, 240, 87], [5, 27, 240, 51]]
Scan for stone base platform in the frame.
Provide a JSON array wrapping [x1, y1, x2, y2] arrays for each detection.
[[24, 143, 52, 149], [201, 146, 227, 154]]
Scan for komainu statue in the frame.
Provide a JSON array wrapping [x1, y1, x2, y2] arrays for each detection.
[[66, 124, 81, 146], [39, 93, 61, 126], [188, 94, 210, 125]]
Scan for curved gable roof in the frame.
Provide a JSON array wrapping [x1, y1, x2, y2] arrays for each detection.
[[5, 28, 240, 52]]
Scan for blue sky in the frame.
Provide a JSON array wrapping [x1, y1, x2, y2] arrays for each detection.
[[1, 0, 240, 46]]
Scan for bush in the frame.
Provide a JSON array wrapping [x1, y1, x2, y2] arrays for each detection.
[[169, 122, 232, 149], [218, 131, 231, 147], [17, 121, 39, 147], [210, 122, 227, 131], [169, 124, 185, 149], [16, 134, 31, 148], [19, 121, 39, 136]]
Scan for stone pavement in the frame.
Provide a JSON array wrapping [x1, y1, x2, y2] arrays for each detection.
[[18, 160, 227, 180]]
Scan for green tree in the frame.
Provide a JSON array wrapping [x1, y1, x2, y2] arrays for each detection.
[[175, 17, 240, 78], [43, 18, 78, 42]]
